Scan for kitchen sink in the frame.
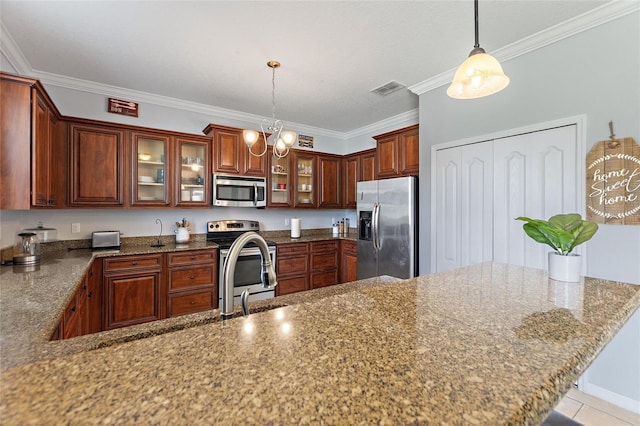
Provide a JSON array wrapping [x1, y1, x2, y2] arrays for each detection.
[[90, 303, 289, 350]]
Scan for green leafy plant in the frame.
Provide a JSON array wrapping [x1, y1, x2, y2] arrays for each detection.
[[515, 213, 598, 256]]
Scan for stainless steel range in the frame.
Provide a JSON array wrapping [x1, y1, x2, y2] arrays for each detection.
[[207, 220, 276, 304]]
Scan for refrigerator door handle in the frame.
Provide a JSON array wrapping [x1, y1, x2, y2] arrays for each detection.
[[372, 202, 381, 252]]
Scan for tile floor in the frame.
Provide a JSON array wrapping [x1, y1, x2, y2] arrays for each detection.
[[555, 388, 640, 426]]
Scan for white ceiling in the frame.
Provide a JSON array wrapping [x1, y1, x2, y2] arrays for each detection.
[[1, 1, 612, 135]]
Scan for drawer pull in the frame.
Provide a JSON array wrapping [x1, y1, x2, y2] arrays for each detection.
[[88, 291, 93, 298], [191, 256, 196, 260], [131, 261, 137, 266], [190, 301, 196, 305], [189, 275, 195, 280], [69, 306, 76, 313]]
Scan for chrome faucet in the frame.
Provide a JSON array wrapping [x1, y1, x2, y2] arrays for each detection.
[[221, 232, 277, 319]]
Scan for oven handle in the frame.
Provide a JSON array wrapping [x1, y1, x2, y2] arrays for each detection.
[[219, 246, 275, 257]]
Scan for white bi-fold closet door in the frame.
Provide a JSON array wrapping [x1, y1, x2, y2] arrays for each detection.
[[435, 124, 579, 272]]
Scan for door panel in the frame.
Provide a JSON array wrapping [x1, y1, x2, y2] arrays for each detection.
[[493, 125, 577, 269], [436, 148, 461, 271], [461, 143, 493, 266]]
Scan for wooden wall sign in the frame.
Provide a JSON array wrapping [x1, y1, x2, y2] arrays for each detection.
[[107, 98, 138, 117], [586, 124, 640, 224]]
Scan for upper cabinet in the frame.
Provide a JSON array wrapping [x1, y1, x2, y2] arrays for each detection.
[[204, 124, 267, 177], [69, 122, 127, 207], [360, 149, 376, 182], [374, 124, 419, 179], [268, 147, 292, 208], [1, 73, 66, 209], [318, 154, 341, 209], [175, 137, 210, 206], [293, 152, 316, 208], [132, 131, 171, 207]]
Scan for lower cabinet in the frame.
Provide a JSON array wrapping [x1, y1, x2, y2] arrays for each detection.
[[341, 240, 357, 283], [310, 241, 339, 289], [276, 242, 309, 296], [103, 254, 164, 330], [166, 249, 217, 317]]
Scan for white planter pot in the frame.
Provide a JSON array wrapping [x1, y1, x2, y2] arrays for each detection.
[[548, 252, 581, 282], [175, 227, 190, 243]]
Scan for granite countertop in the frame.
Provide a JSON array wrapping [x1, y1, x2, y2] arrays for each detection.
[[0, 230, 353, 369], [1, 261, 639, 425]]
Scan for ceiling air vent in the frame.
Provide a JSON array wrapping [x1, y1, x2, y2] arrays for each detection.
[[370, 80, 405, 96]]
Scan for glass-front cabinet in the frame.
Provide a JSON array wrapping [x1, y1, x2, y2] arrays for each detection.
[[268, 148, 292, 207], [132, 132, 170, 206], [294, 152, 316, 208], [176, 138, 209, 206]]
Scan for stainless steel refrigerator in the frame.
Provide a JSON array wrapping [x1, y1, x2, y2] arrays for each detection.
[[356, 176, 418, 280]]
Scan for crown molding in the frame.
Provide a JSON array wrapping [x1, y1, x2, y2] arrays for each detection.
[[29, 69, 345, 140], [344, 109, 419, 140], [0, 21, 31, 74], [409, 0, 640, 95]]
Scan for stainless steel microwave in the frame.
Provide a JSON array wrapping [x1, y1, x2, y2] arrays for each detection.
[[212, 174, 266, 208]]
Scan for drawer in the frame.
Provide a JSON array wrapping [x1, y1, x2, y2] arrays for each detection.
[[342, 240, 357, 255], [311, 251, 338, 271], [277, 254, 308, 276], [103, 254, 162, 273], [311, 240, 339, 252], [167, 249, 216, 267], [277, 242, 309, 256], [168, 266, 215, 291], [276, 276, 308, 296], [311, 270, 339, 289], [168, 290, 215, 317]]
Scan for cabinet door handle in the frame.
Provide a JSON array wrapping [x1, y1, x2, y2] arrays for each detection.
[[70, 306, 76, 313], [88, 291, 93, 298]]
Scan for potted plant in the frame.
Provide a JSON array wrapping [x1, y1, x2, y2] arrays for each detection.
[[516, 213, 598, 282]]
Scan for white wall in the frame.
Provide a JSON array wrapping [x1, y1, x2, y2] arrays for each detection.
[[418, 11, 640, 411]]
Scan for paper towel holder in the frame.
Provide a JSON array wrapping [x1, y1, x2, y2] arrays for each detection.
[[290, 218, 301, 239]]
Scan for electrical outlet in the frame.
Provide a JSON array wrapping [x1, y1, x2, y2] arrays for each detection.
[[71, 223, 81, 234], [284, 218, 290, 226]]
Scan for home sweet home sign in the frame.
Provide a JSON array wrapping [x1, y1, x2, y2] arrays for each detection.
[[586, 133, 640, 225]]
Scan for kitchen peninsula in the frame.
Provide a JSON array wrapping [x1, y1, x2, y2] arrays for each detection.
[[1, 261, 639, 425]]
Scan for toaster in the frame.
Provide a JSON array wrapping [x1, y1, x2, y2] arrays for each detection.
[[92, 231, 121, 249]]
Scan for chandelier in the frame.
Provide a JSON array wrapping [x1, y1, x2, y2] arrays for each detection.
[[447, 0, 510, 99], [243, 61, 298, 158]]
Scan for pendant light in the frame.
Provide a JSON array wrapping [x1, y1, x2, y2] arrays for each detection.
[[447, 0, 510, 99], [243, 61, 298, 158]]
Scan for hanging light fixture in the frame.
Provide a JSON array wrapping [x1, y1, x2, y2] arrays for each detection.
[[243, 60, 298, 158], [447, 0, 510, 99]]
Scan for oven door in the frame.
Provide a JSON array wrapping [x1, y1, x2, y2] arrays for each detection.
[[213, 174, 266, 208], [219, 246, 276, 305]]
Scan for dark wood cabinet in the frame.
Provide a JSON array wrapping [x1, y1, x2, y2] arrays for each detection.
[[293, 152, 316, 208], [374, 125, 419, 179], [69, 123, 126, 206], [318, 154, 342, 208], [342, 154, 359, 209], [340, 240, 357, 283], [103, 254, 164, 330], [0, 72, 65, 209], [276, 242, 309, 296], [86, 258, 103, 334], [267, 148, 293, 207], [360, 149, 376, 182], [166, 249, 217, 317], [175, 137, 210, 207], [131, 131, 171, 206], [310, 240, 339, 289], [204, 124, 267, 177]]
